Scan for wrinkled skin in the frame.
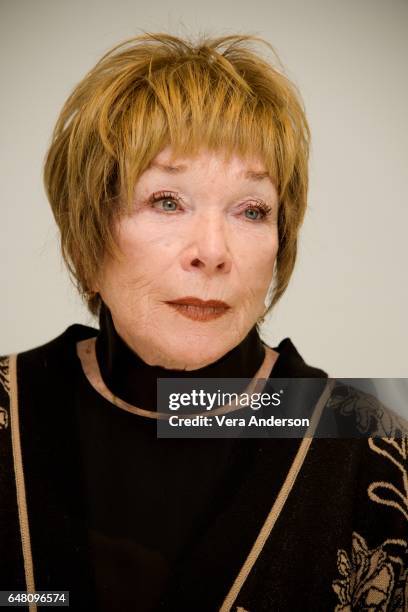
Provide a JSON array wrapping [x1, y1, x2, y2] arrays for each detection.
[[95, 146, 279, 370]]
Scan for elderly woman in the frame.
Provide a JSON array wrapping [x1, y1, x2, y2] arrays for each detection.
[[0, 33, 407, 612]]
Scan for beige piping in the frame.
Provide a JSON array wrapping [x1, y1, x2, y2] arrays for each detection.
[[9, 354, 37, 612], [77, 337, 279, 420], [219, 378, 335, 612]]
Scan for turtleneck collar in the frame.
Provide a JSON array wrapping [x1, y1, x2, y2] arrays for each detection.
[[95, 302, 267, 411]]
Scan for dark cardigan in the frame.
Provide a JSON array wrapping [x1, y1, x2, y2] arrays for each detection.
[[0, 324, 407, 611]]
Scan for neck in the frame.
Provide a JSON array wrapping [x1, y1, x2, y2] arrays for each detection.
[[95, 302, 266, 411]]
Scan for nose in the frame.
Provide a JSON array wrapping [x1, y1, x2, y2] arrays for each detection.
[[180, 212, 232, 275]]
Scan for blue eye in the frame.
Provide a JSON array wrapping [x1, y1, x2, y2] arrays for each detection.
[[244, 204, 272, 221], [245, 208, 262, 220], [148, 192, 181, 212], [159, 199, 178, 211]]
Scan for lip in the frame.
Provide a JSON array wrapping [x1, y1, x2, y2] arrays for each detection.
[[167, 296, 230, 308], [165, 296, 230, 322]]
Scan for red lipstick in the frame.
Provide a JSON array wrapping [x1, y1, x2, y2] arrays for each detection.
[[165, 296, 230, 322]]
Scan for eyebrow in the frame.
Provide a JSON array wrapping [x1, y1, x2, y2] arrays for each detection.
[[149, 162, 272, 183]]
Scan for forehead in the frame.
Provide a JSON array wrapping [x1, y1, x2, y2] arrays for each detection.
[[146, 146, 272, 183]]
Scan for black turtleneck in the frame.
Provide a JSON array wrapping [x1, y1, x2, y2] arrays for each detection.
[[76, 302, 327, 612], [95, 301, 267, 411], [94, 301, 325, 410]]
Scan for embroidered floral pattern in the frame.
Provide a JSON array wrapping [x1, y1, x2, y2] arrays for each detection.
[[0, 356, 10, 395], [367, 437, 408, 523], [332, 532, 406, 611], [0, 407, 7, 429], [0, 355, 10, 429], [332, 383, 408, 611], [391, 566, 408, 611], [326, 383, 408, 438]]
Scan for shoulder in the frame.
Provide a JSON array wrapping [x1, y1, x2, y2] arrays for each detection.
[[1, 323, 98, 360], [326, 379, 408, 438], [0, 323, 98, 396], [268, 337, 328, 378], [0, 323, 98, 366], [14, 322, 97, 360], [327, 380, 408, 525]]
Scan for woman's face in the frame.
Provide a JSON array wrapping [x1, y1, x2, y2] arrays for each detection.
[[96, 146, 279, 370]]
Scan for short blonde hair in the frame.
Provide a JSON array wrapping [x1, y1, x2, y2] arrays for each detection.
[[44, 32, 310, 317]]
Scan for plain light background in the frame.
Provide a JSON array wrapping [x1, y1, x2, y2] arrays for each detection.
[[1, 0, 407, 377]]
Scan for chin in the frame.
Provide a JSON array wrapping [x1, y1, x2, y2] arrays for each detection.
[[157, 331, 239, 371]]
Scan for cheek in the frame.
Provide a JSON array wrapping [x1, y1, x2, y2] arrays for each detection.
[[237, 230, 278, 280], [98, 223, 176, 299], [118, 219, 177, 268]]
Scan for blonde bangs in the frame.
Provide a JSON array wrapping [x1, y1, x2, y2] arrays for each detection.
[[102, 41, 305, 208]]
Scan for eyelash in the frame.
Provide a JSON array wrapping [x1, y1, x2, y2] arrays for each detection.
[[147, 191, 273, 222]]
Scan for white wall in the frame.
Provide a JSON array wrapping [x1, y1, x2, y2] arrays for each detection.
[[1, 0, 407, 377]]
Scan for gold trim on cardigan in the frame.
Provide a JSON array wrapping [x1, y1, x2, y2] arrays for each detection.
[[9, 354, 37, 612], [76, 337, 279, 419], [219, 378, 335, 611]]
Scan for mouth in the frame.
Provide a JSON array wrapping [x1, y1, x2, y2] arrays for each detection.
[[165, 296, 231, 322]]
